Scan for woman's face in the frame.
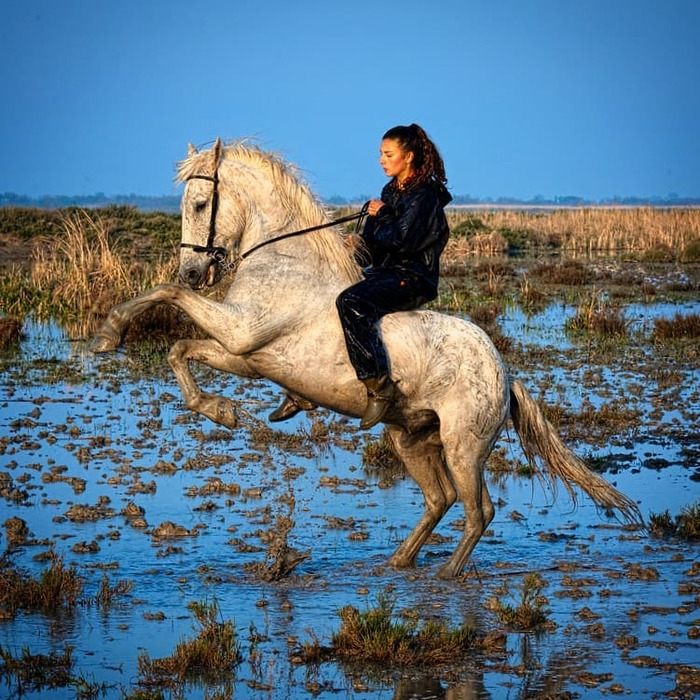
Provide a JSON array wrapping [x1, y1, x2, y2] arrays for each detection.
[[379, 138, 414, 183]]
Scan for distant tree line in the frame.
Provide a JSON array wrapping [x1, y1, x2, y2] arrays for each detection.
[[0, 192, 181, 212], [2, 191, 699, 211]]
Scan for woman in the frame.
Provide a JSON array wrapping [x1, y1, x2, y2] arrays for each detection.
[[270, 123, 451, 429]]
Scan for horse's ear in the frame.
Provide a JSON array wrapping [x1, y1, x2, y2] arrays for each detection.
[[187, 143, 198, 157], [212, 137, 222, 164]]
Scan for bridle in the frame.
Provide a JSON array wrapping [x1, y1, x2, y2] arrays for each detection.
[[180, 170, 368, 275], [179, 173, 231, 268]]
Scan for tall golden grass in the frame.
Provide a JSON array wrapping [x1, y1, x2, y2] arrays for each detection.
[[445, 206, 700, 254], [4, 205, 698, 338], [32, 210, 176, 310], [30, 210, 177, 336]]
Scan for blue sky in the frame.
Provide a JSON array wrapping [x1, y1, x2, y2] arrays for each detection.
[[1, 0, 698, 201]]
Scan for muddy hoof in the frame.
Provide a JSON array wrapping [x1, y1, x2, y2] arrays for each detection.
[[90, 332, 121, 353], [436, 563, 460, 579]]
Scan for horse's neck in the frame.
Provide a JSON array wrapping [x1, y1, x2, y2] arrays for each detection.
[[229, 160, 360, 286]]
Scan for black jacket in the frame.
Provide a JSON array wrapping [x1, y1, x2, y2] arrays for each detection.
[[361, 179, 452, 300]]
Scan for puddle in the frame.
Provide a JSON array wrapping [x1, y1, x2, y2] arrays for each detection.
[[0, 299, 699, 698]]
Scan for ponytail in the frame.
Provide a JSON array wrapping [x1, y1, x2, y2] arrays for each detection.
[[382, 123, 447, 187]]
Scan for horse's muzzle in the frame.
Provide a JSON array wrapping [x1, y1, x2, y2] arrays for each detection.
[[179, 262, 218, 289]]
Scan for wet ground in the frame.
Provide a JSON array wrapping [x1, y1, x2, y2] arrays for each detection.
[[0, 258, 699, 699]]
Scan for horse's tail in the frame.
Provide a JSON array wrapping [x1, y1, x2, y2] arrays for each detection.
[[509, 378, 644, 528]]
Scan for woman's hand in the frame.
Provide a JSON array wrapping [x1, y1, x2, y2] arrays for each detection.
[[367, 199, 384, 216]]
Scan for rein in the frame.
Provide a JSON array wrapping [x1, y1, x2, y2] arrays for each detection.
[[239, 207, 368, 261], [180, 169, 368, 273]]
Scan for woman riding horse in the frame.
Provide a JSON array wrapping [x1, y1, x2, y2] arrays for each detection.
[[270, 123, 452, 429]]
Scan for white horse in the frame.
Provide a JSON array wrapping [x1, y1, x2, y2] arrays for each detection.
[[92, 138, 643, 578]]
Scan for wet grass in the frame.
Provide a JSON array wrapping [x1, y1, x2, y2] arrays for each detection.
[[652, 312, 700, 339], [0, 643, 76, 696], [0, 551, 84, 614], [95, 572, 135, 608], [649, 500, 700, 540], [1, 208, 188, 339], [136, 599, 241, 690], [565, 291, 629, 338], [0, 551, 133, 616], [487, 572, 552, 630], [530, 259, 592, 285], [361, 430, 406, 488], [297, 589, 481, 666]]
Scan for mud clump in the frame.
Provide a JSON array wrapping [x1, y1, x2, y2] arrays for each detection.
[[0, 472, 29, 504], [247, 515, 310, 582], [4, 517, 31, 547], [246, 493, 310, 582], [64, 496, 115, 523], [71, 540, 100, 554], [151, 521, 197, 539]]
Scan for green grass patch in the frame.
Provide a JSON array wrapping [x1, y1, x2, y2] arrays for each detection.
[[136, 599, 241, 690], [487, 572, 552, 630], [296, 589, 481, 667]]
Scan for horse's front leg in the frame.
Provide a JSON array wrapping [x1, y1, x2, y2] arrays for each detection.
[[167, 338, 262, 429], [91, 284, 184, 352]]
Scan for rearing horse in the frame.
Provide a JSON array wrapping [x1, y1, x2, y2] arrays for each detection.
[[92, 138, 643, 578]]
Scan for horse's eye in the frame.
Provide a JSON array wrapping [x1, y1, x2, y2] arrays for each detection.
[[194, 201, 207, 213]]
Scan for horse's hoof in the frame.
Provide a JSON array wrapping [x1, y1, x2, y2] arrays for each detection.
[[213, 399, 238, 429], [90, 333, 120, 353], [387, 554, 415, 569], [217, 410, 238, 430], [436, 563, 459, 579]]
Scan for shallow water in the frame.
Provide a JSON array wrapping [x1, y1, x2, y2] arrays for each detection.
[[1, 301, 699, 699]]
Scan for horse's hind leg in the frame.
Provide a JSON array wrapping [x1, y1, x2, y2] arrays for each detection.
[[437, 425, 495, 579], [385, 425, 457, 569], [168, 338, 260, 429]]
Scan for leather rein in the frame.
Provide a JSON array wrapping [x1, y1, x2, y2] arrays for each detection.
[[180, 172, 368, 274]]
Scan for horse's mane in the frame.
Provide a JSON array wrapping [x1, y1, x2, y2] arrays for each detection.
[[177, 140, 362, 283]]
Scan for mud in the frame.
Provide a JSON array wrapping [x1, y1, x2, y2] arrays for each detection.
[[0, 256, 698, 699]]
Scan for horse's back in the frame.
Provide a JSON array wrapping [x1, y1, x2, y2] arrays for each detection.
[[381, 309, 509, 414]]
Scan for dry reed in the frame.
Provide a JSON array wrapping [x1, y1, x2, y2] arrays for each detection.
[[29, 210, 178, 337], [652, 313, 700, 339], [565, 290, 629, 337], [443, 206, 700, 255]]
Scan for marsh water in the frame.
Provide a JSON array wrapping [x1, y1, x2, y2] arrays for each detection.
[[1, 260, 699, 699]]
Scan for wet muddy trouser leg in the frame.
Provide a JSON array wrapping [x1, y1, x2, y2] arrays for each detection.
[[335, 271, 427, 381]]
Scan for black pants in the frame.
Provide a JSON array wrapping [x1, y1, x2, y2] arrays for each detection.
[[336, 270, 430, 381]]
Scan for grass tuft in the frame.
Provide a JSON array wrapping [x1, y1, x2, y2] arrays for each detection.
[[565, 292, 628, 337], [0, 643, 74, 694], [136, 599, 241, 689], [297, 589, 479, 666], [649, 501, 700, 541], [488, 572, 552, 630], [652, 313, 700, 340], [0, 551, 84, 613]]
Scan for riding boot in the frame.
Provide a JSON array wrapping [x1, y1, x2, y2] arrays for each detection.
[[269, 393, 317, 422], [360, 376, 397, 430]]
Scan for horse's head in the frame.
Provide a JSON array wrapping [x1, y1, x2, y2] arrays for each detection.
[[177, 138, 362, 290], [178, 138, 245, 289]]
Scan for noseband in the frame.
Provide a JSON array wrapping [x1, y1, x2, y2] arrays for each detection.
[[180, 168, 368, 275]]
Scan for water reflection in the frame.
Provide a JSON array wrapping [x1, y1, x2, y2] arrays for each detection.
[[392, 675, 488, 700], [1, 312, 698, 699]]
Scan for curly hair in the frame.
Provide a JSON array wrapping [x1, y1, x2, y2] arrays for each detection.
[[382, 123, 447, 187]]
